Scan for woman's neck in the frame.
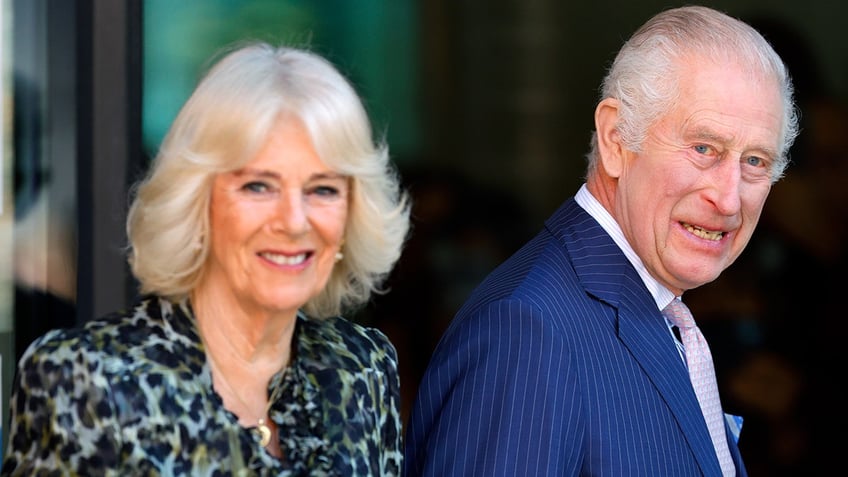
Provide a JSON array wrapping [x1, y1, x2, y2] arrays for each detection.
[[191, 285, 297, 368], [191, 286, 295, 459]]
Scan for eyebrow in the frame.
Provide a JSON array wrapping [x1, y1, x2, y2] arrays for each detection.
[[689, 128, 725, 144], [233, 168, 348, 181]]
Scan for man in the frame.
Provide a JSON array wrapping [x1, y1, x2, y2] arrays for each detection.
[[404, 5, 798, 476]]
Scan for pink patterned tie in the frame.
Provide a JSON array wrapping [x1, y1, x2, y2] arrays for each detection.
[[663, 297, 735, 476]]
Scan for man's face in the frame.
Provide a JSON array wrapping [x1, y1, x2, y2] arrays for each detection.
[[615, 57, 784, 295]]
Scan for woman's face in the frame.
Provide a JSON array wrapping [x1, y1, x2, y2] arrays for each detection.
[[203, 115, 349, 317]]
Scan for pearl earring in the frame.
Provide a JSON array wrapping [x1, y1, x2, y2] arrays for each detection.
[[334, 251, 344, 262]]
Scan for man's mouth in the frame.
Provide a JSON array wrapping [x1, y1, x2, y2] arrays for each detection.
[[682, 223, 724, 241]]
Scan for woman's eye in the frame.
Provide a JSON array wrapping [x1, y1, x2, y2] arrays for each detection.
[[242, 181, 270, 193], [312, 185, 339, 197]]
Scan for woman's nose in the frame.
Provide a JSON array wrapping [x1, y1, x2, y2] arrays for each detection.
[[271, 191, 309, 234]]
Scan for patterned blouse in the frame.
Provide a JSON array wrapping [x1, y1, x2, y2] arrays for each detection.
[[1, 296, 403, 476]]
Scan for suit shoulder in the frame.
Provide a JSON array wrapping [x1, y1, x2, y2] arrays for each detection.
[[458, 229, 578, 315]]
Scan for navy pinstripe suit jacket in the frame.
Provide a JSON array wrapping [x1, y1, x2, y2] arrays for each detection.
[[404, 198, 747, 476]]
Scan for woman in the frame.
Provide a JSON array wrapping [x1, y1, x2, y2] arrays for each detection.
[[2, 43, 410, 475]]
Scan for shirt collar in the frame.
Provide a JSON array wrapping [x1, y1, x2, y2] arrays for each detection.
[[574, 184, 676, 310]]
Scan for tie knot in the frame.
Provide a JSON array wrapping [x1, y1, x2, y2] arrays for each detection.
[[662, 297, 695, 329]]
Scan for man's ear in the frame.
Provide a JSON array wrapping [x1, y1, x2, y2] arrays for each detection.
[[595, 98, 625, 179]]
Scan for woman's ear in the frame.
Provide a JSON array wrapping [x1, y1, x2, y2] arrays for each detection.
[[595, 98, 625, 179]]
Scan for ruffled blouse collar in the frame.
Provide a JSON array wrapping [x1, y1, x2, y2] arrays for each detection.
[[267, 315, 334, 473]]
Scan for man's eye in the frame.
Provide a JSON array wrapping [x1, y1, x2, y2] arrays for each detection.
[[693, 144, 712, 155], [745, 156, 764, 168]]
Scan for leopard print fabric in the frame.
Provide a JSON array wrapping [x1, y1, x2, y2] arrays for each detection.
[[1, 296, 403, 476]]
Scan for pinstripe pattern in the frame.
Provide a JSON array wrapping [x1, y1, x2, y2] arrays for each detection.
[[404, 198, 748, 476]]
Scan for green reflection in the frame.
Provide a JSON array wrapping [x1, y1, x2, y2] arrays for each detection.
[[143, 0, 419, 163]]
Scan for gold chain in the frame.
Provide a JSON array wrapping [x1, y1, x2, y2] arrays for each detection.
[[206, 350, 275, 447]]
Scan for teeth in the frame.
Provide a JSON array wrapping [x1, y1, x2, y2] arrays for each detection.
[[261, 252, 307, 265], [683, 223, 724, 241]]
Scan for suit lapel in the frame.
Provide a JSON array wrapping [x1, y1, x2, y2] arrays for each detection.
[[617, 302, 723, 475], [546, 199, 724, 476]]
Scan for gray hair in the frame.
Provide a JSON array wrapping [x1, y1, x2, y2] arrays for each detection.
[[586, 5, 799, 182], [127, 42, 410, 318]]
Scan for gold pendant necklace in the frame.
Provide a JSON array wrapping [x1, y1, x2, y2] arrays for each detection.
[[256, 419, 272, 447], [207, 351, 275, 448]]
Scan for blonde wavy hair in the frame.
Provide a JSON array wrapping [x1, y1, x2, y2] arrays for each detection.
[[126, 42, 410, 318]]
